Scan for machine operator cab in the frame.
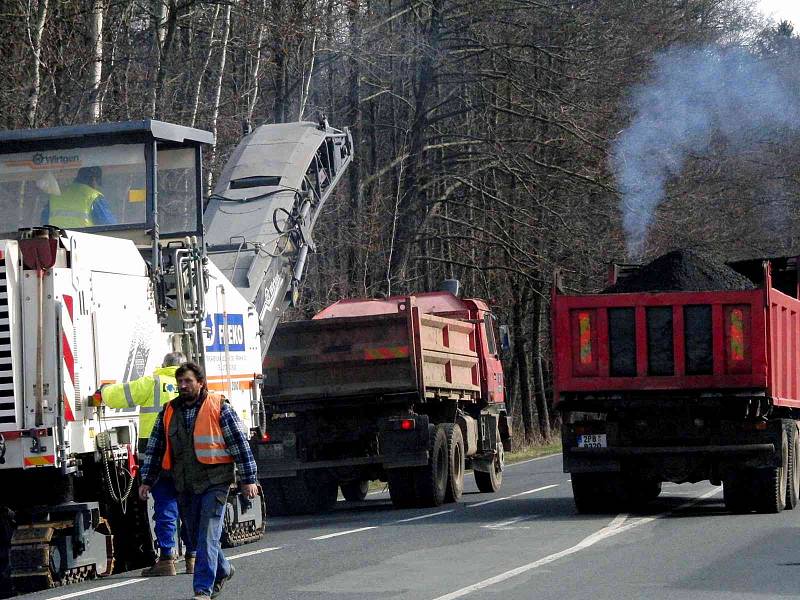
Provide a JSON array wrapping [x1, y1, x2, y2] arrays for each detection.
[[0, 120, 213, 244]]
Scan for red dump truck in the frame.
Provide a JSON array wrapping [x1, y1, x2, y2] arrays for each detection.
[[553, 254, 800, 514], [254, 288, 511, 514]]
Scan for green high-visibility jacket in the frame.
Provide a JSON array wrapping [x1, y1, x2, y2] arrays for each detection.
[[101, 366, 179, 440], [48, 183, 101, 228]]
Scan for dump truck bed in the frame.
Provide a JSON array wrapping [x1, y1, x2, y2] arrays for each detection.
[[553, 284, 800, 408], [263, 297, 481, 408]]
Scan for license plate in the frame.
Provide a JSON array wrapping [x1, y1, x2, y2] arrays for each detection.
[[577, 434, 607, 448]]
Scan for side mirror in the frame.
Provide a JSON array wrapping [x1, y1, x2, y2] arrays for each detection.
[[498, 324, 511, 353]]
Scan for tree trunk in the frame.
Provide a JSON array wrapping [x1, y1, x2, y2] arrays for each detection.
[[271, 0, 287, 123], [532, 291, 551, 440], [87, 0, 104, 122], [206, 2, 232, 192], [149, 0, 178, 118], [25, 0, 49, 127], [245, 1, 268, 129], [512, 282, 536, 443], [189, 3, 221, 128], [297, 31, 317, 120], [388, 0, 443, 284]]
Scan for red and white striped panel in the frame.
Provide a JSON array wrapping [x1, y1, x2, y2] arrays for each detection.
[[60, 295, 76, 422]]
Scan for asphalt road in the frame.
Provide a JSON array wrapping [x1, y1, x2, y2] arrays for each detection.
[[18, 454, 800, 600]]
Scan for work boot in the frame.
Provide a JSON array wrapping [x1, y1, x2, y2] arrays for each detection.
[[140, 557, 177, 577], [185, 555, 196, 574], [211, 565, 235, 599]]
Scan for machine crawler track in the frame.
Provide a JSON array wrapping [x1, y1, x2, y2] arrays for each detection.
[[9, 517, 113, 594], [221, 490, 267, 548]]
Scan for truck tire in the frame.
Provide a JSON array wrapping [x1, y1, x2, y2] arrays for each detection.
[[341, 479, 369, 502], [785, 421, 799, 510], [443, 423, 465, 503], [754, 425, 788, 514], [630, 479, 662, 505], [261, 478, 291, 516], [415, 425, 449, 507], [723, 472, 754, 514], [388, 468, 418, 508], [474, 434, 504, 494], [571, 473, 615, 513]]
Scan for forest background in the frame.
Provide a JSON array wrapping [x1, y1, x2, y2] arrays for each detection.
[[2, 0, 799, 447]]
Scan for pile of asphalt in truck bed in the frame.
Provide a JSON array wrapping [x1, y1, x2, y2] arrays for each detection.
[[604, 250, 757, 293]]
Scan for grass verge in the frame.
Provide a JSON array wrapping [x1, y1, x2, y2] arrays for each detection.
[[505, 441, 562, 464]]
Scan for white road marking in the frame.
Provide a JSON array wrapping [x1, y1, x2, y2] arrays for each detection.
[[481, 515, 539, 530], [430, 487, 721, 600], [310, 526, 378, 540], [43, 578, 145, 600], [395, 510, 454, 523], [41, 547, 283, 600], [228, 546, 282, 560], [503, 452, 561, 468], [467, 484, 559, 508]]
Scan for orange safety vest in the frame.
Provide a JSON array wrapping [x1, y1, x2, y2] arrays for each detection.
[[161, 392, 234, 469]]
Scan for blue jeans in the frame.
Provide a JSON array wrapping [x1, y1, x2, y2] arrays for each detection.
[[179, 484, 231, 595], [151, 476, 182, 558]]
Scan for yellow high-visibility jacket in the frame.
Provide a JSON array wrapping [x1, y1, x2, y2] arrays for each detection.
[[101, 366, 179, 439], [48, 183, 102, 228]]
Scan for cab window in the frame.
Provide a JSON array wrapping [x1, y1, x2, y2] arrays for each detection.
[[484, 313, 498, 356]]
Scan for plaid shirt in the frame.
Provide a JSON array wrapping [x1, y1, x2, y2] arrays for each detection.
[[140, 391, 258, 486]]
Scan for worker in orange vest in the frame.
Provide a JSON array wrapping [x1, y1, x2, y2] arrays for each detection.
[[138, 362, 258, 600]]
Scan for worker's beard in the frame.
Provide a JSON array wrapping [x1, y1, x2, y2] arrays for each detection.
[[178, 389, 197, 404], [178, 386, 204, 404]]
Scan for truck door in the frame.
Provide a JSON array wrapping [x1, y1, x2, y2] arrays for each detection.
[[480, 312, 505, 405]]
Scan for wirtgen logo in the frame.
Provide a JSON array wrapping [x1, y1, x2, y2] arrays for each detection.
[[32, 153, 80, 166], [4, 153, 81, 170]]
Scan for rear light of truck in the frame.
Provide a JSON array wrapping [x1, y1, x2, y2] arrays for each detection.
[[387, 417, 416, 430]]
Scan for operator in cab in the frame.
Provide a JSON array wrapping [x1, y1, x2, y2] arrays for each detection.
[[92, 352, 194, 577], [43, 165, 117, 228]]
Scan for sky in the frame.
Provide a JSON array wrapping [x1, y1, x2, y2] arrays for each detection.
[[758, 0, 800, 26]]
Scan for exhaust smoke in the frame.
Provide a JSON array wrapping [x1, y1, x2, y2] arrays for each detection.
[[611, 45, 800, 258]]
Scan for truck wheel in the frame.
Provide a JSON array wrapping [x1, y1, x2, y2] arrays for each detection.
[[261, 478, 291, 516], [307, 472, 339, 513], [341, 479, 369, 502], [638, 479, 662, 503], [416, 425, 449, 507], [571, 473, 613, 513], [388, 468, 418, 508], [785, 421, 799, 510], [443, 423, 465, 503], [754, 425, 788, 514], [723, 472, 750, 513], [474, 436, 504, 494]]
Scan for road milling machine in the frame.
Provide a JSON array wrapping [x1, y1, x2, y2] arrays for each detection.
[[0, 118, 352, 593]]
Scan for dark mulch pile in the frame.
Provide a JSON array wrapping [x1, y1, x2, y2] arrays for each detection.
[[604, 250, 757, 293]]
